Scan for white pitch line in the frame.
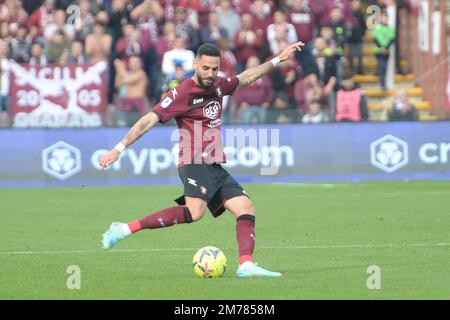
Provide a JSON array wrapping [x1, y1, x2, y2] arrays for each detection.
[[0, 243, 448, 255]]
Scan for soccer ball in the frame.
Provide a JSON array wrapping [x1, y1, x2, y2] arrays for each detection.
[[192, 246, 227, 278]]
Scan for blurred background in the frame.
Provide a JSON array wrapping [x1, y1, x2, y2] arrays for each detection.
[[0, 0, 449, 187], [0, 0, 448, 128]]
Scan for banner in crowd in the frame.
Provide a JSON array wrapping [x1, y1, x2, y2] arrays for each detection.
[[447, 70, 450, 111], [9, 62, 108, 128], [0, 122, 449, 188]]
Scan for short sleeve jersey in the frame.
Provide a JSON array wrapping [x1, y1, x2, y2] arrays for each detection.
[[152, 76, 239, 167]]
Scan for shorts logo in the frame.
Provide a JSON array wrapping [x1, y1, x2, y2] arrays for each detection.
[[203, 101, 221, 119], [42, 141, 81, 180], [370, 134, 409, 173], [200, 186, 207, 195], [187, 178, 198, 187]]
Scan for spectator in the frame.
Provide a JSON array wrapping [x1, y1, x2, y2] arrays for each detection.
[[233, 13, 264, 73], [85, 21, 112, 64], [65, 40, 89, 64], [174, 6, 200, 52], [74, 0, 96, 41], [327, 6, 351, 80], [310, 37, 338, 97], [161, 36, 195, 79], [95, 9, 111, 34], [114, 56, 149, 127], [320, 25, 338, 57], [216, 0, 241, 48], [250, 0, 272, 39], [232, 56, 273, 123], [0, 0, 28, 37], [268, 92, 297, 124], [200, 11, 228, 45], [348, 0, 366, 74], [294, 68, 327, 116], [28, 0, 56, 41], [267, 11, 297, 55], [10, 24, 32, 63], [301, 99, 329, 124], [310, 0, 352, 28], [43, 9, 75, 43], [29, 42, 48, 65], [218, 36, 237, 78], [46, 29, 70, 63], [130, 0, 164, 46], [373, 11, 395, 89], [286, 0, 315, 66], [335, 71, 368, 122], [161, 65, 186, 96], [0, 22, 11, 44], [388, 89, 418, 121], [232, 0, 254, 15], [327, 6, 350, 52], [115, 23, 151, 63], [174, 1, 200, 30], [109, 0, 134, 44], [0, 40, 11, 118], [269, 40, 300, 105], [156, 22, 176, 64]]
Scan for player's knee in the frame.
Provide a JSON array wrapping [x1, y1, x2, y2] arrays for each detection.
[[242, 201, 256, 216], [185, 205, 205, 222], [238, 203, 256, 216]]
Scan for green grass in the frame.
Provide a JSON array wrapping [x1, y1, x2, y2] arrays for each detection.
[[0, 181, 449, 299]]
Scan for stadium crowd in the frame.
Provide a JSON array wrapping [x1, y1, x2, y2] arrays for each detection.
[[0, 0, 419, 127]]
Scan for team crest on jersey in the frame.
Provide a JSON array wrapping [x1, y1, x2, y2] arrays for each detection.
[[203, 101, 221, 119], [216, 87, 223, 97]]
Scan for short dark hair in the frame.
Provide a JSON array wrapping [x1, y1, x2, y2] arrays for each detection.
[[196, 43, 220, 58], [342, 71, 354, 80]]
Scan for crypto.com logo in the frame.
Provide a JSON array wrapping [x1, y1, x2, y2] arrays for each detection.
[[370, 135, 409, 173], [42, 141, 81, 180]]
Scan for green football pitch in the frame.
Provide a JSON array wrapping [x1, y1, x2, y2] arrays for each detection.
[[0, 181, 449, 299]]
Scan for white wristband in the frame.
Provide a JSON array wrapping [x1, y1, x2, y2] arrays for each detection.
[[271, 57, 281, 67], [114, 142, 126, 153]]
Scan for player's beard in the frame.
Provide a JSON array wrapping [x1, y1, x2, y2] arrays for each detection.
[[196, 74, 215, 89]]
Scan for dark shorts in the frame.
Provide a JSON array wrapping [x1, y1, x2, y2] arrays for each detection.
[[174, 164, 248, 217]]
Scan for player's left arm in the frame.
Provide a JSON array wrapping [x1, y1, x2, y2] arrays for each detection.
[[236, 41, 304, 89]]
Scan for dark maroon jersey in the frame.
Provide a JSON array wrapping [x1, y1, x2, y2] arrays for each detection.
[[153, 76, 239, 167]]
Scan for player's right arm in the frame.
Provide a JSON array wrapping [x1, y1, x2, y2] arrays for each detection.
[[236, 41, 304, 89], [99, 111, 160, 169]]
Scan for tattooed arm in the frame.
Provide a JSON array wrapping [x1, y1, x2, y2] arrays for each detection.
[[237, 41, 304, 89], [99, 112, 160, 168], [120, 111, 160, 147]]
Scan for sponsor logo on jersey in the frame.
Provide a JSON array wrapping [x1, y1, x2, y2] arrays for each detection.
[[203, 101, 221, 119], [208, 118, 221, 128], [193, 98, 204, 105], [161, 96, 173, 109]]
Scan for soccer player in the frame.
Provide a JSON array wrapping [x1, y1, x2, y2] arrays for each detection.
[[99, 41, 304, 277]]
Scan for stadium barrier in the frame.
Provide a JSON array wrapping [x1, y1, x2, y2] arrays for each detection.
[[1, 122, 449, 188]]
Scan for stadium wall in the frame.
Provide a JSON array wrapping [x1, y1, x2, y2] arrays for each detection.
[[399, 0, 449, 118], [1, 122, 450, 188]]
